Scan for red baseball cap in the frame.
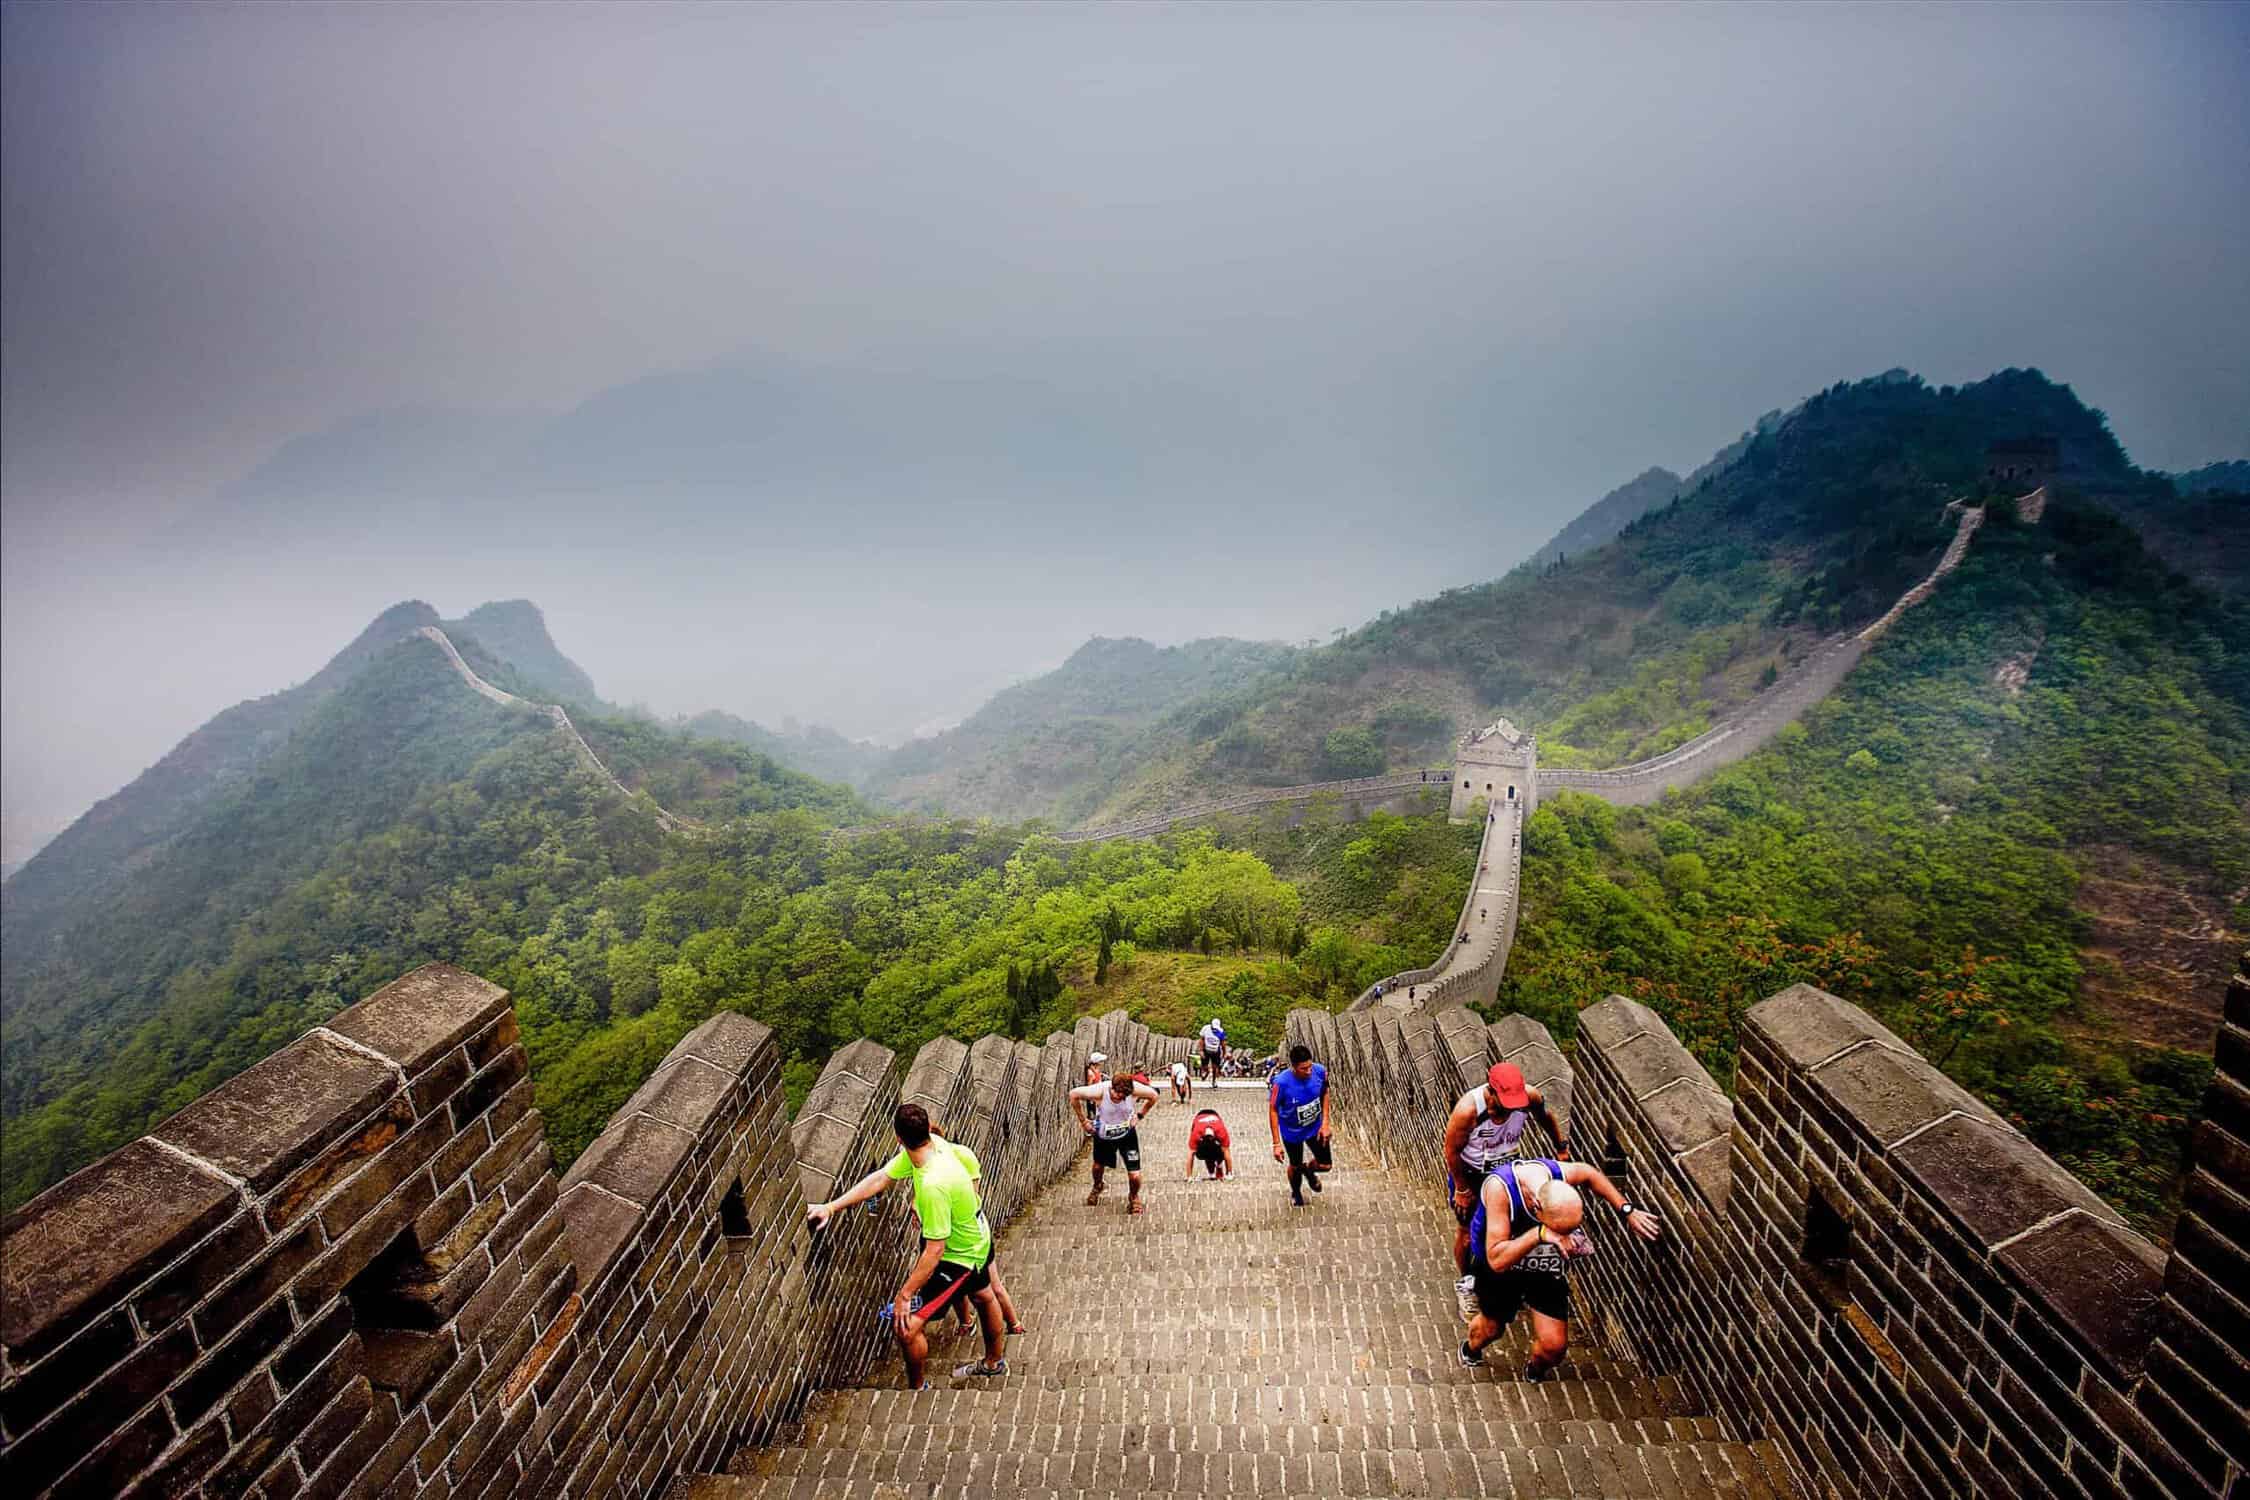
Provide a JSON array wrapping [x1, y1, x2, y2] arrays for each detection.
[[1486, 1062, 1531, 1109]]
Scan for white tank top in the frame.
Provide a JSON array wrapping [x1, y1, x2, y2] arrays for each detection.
[[1092, 1090, 1141, 1137], [1456, 1086, 1530, 1169]]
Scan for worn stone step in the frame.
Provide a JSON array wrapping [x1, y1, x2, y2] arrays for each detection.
[[680, 1086, 1791, 1497], [781, 1386, 1691, 1454], [684, 1435, 1792, 1497]]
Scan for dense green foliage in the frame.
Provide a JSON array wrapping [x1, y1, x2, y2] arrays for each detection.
[[0, 635, 1464, 1208], [1499, 499, 2249, 1235], [0, 637, 857, 1207]]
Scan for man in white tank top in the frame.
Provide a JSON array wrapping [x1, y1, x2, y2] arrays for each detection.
[[1069, 1073, 1159, 1215]]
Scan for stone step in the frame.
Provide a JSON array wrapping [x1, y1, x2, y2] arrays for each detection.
[[683, 1435, 1794, 1497], [785, 1381, 1686, 1448], [679, 1089, 1792, 1497]]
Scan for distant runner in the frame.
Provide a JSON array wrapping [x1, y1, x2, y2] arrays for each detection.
[[1071, 1071, 1159, 1214], [1085, 1051, 1108, 1087], [807, 1104, 1005, 1387], [1443, 1062, 1568, 1315], [1198, 1017, 1226, 1084], [1459, 1156, 1660, 1379], [1170, 1058, 1193, 1104], [1268, 1044, 1332, 1208], [1184, 1107, 1234, 1179]]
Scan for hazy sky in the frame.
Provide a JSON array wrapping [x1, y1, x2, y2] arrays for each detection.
[[4, 1, 2247, 864]]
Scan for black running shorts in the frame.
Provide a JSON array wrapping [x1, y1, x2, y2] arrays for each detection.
[[1093, 1127, 1142, 1170], [1283, 1136, 1332, 1172], [916, 1258, 992, 1320], [1472, 1265, 1570, 1326]]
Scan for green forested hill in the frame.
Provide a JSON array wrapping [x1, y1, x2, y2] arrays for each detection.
[[866, 635, 1299, 823], [0, 622, 1448, 1208], [1499, 497, 2250, 1235], [1008, 371, 2148, 819], [444, 599, 605, 704]]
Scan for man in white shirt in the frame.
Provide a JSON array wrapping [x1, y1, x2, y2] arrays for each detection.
[[1197, 1018, 1226, 1085], [1069, 1072, 1160, 1215]]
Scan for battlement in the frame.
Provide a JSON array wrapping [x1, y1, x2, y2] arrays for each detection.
[[0, 967, 1198, 1498], [1292, 952, 2250, 1500]]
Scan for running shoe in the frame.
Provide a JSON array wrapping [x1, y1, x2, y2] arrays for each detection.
[[1454, 1275, 1478, 1323], [952, 1359, 1008, 1380], [1524, 1361, 1554, 1383], [1458, 1340, 1484, 1368], [1305, 1169, 1323, 1194]]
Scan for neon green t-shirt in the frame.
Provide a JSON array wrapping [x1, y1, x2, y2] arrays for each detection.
[[886, 1139, 980, 1184], [885, 1142, 989, 1268]]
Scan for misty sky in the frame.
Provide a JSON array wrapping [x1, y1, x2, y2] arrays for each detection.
[[4, 1, 2247, 865]]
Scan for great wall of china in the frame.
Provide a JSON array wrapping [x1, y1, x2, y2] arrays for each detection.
[[16, 484, 2238, 1498]]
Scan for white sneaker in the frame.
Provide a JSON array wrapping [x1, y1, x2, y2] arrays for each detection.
[[1454, 1275, 1478, 1324]]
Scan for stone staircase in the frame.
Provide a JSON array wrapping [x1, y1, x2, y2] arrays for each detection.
[[677, 1087, 1794, 1498]]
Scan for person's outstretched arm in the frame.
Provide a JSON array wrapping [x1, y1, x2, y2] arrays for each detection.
[[808, 1164, 895, 1227], [1269, 1081, 1285, 1162], [1561, 1160, 1661, 1240]]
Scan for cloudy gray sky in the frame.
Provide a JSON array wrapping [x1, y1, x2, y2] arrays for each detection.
[[4, 0, 2246, 863]]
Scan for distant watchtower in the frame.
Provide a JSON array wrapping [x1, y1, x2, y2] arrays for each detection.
[[1984, 437, 2058, 491], [1449, 718, 1536, 822]]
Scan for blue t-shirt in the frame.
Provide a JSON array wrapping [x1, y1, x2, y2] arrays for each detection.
[[1270, 1063, 1328, 1143]]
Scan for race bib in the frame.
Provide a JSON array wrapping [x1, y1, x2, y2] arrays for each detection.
[[1099, 1121, 1132, 1140], [1294, 1099, 1322, 1127]]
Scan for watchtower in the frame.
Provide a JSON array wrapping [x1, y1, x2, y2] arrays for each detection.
[[1448, 717, 1536, 821], [1983, 436, 2058, 491]]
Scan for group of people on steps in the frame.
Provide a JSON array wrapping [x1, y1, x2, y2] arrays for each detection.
[[806, 1016, 1661, 1390]]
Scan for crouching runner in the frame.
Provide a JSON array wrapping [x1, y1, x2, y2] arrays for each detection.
[[1185, 1107, 1233, 1179], [1460, 1155, 1660, 1379]]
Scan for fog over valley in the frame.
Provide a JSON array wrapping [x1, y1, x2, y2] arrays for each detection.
[[5, 0, 2246, 864]]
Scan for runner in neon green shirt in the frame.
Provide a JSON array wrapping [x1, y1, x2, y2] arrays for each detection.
[[807, 1104, 1008, 1386]]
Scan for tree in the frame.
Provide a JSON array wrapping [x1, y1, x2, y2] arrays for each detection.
[[1322, 726, 1385, 778]]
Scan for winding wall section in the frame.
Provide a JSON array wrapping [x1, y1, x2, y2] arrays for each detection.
[[414, 626, 697, 834], [1350, 498, 1996, 1012]]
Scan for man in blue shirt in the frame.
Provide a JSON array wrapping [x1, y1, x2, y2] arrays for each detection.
[[1268, 1044, 1333, 1207]]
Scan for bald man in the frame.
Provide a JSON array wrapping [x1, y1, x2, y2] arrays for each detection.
[[1459, 1156, 1660, 1379]]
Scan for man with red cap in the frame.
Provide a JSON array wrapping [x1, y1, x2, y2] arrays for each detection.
[[1443, 1061, 1567, 1319]]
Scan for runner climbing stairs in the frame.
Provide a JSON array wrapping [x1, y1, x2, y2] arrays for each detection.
[[676, 1087, 1795, 1497]]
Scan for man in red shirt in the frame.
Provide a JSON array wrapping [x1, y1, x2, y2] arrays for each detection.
[[1184, 1108, 1234, 1179]]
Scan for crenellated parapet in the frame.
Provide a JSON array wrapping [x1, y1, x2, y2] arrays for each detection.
[[0, 963, 1201, 1499], [1566, 976, 2241, 1500], [1297, 957, 2245, 1500]]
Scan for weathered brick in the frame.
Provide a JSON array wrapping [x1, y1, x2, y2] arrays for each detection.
[[324, 965, 508, 1075], [2, 1140, 236, 1362], [157, 1034, 398, 1196]]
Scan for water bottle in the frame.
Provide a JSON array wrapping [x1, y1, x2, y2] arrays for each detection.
[[877, 1295, 924, 1327]]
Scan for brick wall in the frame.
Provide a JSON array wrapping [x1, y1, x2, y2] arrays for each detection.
[[1, 963, 1195, 1498], [1571, 978, 2242, 1500], [2138, 951, 2249, 1496]]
